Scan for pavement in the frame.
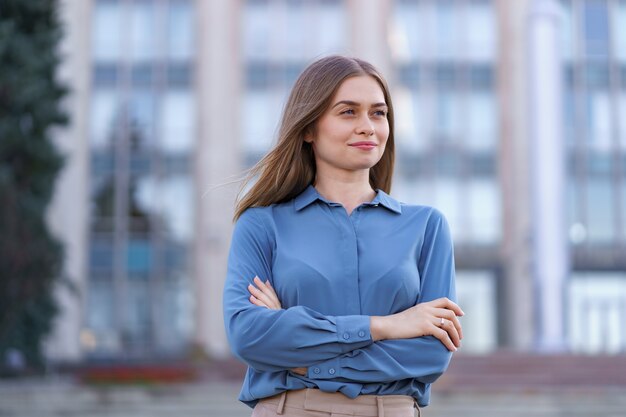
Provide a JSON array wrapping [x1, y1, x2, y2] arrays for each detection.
[[1, 353, 626, 417], [1, 378, 626, 417]]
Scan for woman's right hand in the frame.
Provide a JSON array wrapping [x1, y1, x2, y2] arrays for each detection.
[[370, 298, 464, 352]]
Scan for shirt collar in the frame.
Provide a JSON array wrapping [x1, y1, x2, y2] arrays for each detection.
[[294, 184, 402, 214]]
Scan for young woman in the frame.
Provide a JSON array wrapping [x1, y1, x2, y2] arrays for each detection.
[[223, 55, 464, 417]]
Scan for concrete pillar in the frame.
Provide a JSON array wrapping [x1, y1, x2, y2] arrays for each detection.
[[347, 0, 392, 76], [527, 0, 568, 352], [496, 0, 535, 350], [195, 0, 242, 359], [45, 0, 92, 362]]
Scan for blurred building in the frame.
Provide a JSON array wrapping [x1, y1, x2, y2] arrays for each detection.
[[45, 0, 626, 363]]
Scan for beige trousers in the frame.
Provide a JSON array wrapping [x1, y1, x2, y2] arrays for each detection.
[[251, 388, 421, 417]]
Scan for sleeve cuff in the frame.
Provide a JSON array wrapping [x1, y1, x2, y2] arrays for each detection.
[[335, 315, 372, 345]]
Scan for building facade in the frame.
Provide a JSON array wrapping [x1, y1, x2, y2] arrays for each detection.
[[46, 0, 626, 362]]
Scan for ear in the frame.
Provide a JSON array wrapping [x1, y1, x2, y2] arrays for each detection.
[[303, 127, 314, 143]]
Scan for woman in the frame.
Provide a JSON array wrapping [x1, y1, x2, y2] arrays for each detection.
[[223, 55, 464, 417]]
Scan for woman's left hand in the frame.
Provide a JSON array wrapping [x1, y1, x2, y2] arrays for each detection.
[[247, 276, 282, 310]]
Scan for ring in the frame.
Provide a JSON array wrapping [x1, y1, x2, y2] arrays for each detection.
[[439, 317, 445, 327]]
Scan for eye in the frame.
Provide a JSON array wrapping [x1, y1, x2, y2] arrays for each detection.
[[340, 108, 355, 115], [373, 110, 387, 117]]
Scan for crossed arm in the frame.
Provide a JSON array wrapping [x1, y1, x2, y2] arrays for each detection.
[[223, 208, 463, 384]]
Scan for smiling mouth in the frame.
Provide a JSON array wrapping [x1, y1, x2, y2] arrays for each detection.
[[349, 142, 377, 150]]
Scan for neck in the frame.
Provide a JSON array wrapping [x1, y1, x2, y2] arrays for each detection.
[[313, 170, 376, 213]]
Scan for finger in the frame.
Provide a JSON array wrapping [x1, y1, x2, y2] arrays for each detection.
[[431, 323, 457, 352], [249, 294, 270, 309], [253, 277, 281, 309], [434, 308, 464, 340], [248, 283, 277, 309], [264, 280, 281, 304], [430, 297, 464, 316], [439, 318, 462, 348]]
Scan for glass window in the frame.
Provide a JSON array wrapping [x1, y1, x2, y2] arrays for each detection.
[[317, 1, 348, 54], [90, 89, 119, 150], [567, 176, 586, 244], [168, 0, 194, 61], [586, 177, 615, 242], [435, 0, 459, 60], [568, 273, 626, 354], [586, 90, 612, 152], [130, 0, 157, 62], [92, 0, 122, 61], [284, 1, 308, 61], [614, 1, 626, 62], [559, 0, 575, 61], [126, 279, 152, 345], [466, 91, 497, 151], [455, 270, 497, 353], [127, 239, 152, 273], [434, 91, 461, 143], [243, 1, 271, 60], [620, 92, 626, 150], [583, 0, 609, 58], [155, 279, 193, 350], [160, 90, 195, 154], [389, 1, 419, 63], [128, 90, 156, 150], [160, 176, 193, 243], [90, 237, 114, 271], [86, 278, 120, 352], [468, 178, 501, 243], [394, 88, 429, 154], [466, 0, 496, 62], [244, 89, 282, 154]]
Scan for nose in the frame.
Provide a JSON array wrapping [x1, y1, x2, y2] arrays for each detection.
[[356, 117, 375, 136]]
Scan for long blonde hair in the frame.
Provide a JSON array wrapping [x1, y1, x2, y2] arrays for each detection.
[[234, 55, 395, 221]]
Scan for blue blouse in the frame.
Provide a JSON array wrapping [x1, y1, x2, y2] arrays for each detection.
[[223, 185, 456, 408]]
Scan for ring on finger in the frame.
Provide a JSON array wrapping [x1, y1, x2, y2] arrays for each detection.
[[439, 317, 445, 327]]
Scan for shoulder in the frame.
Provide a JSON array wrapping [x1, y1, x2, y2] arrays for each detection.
[[397, 201, 449, 223]]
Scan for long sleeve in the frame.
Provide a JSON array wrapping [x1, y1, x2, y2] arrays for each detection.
[[306, 209, 456, 383], [223, 208, 373, 372]]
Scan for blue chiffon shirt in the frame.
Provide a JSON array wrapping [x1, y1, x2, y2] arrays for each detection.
[[222, 185, 456, 408]]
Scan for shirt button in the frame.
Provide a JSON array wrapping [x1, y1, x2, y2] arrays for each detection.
[[329, 368, 336, 375], [358, 330, 365, 338], [343, 333, 350, 340], [313, 368, 321, 374]]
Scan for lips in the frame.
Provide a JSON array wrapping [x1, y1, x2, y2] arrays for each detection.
[[349, 141, 377, 150]]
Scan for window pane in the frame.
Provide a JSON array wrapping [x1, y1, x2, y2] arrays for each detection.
[[467, 91, 497, 151], [466, 0, 496, 62], [586, 177, 615, 242], [390, 1, 419, 62], [455, 271, 497, 353], [584, 0, 609, 58], [160, 90, 195, 154], [92, 0, 122, 61], [395, 88, 428, 154], [560, 0, 575, 61], [435, 91, 461, 143], [468, 178, 501, 243], [168, 0, 194, 61], [128, 90, 156, 150], [586, 90, 612, 152], [160, 176, 193, 243], [317, 2, 348, 54], [244, 89, 281, 154], [127, 239, 152, 273], [86, 279, 119, 352], [435, 0, 459, 60], [614, 1, 626, 62], [569, 273, 626, 354], [90, 89, 119, 150], [243, 2, 270, 60], [130, 1, 157, 62]]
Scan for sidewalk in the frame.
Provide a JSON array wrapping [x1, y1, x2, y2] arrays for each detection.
[[1, 378, 625, 417]]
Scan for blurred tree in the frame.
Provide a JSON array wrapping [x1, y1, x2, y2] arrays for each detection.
[[0, 0, 68, 373]]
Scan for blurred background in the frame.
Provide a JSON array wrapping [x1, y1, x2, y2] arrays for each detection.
[[1, 0, 626, 416]]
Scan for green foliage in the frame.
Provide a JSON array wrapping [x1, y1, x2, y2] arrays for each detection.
[[0, 0, 68, 372]]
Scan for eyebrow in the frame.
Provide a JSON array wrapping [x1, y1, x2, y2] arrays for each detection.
[[331, 100, 388, 109]]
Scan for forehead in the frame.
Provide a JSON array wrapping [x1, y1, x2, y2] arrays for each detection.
[[332, 75, 386, 103]]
